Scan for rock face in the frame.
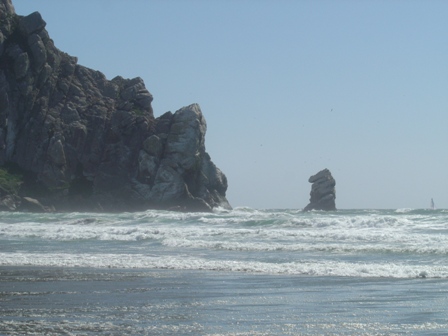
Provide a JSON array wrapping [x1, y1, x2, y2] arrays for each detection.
[[0, 0, 231, 212], [303, 169, 336, 211]]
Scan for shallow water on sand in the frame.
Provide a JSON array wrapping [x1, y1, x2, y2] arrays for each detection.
[[1, 208, 448, 334], [1, 267, 448, 335]]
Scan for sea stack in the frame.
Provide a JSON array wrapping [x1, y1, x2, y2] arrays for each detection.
[[0, 0, 231, 212], [303, 169, 336, 211]]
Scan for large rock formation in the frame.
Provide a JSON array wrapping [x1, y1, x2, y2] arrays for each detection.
[[0, 0, 231, 212], [303, 169, 336, 211]]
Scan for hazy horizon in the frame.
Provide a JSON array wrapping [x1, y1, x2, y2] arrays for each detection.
[[12, 0, 448, 210]]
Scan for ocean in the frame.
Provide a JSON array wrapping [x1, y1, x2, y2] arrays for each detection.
[[1, 208, 448, 335]]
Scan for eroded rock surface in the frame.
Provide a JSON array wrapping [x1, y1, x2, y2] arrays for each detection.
[[0, 0, 230, 212], [303, 169, 336, 211]]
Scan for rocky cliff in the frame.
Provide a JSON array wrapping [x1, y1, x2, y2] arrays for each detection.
[[303, 169, 336, 211], [0, 0, 231, 212]]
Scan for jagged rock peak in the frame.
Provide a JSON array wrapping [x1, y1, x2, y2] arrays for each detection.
[[303, 168, 336, 211], [0, 0, 15, 16], [0, 1, 231, 212]]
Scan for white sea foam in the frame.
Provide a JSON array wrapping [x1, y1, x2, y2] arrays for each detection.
[[395, 208, 414, 213], [0, 252, 446, 278], [1, 208, 447, 279], [2, 218, 448, 254], [161, 237, 448, 255]]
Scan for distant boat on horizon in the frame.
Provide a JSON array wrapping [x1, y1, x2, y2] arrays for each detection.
[[430, 198, 435, 210]]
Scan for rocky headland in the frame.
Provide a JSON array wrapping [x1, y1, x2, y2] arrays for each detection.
[[0, 0, 231, 212], [303, 169, 336, 211]]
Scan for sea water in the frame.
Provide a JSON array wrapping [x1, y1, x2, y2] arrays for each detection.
[[1, 208, 448, 335]]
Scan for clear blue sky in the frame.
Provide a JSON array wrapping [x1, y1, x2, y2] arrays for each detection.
[[12, 0, 448, 209]]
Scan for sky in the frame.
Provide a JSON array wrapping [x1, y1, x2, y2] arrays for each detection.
[[11, 0, 448, 209]]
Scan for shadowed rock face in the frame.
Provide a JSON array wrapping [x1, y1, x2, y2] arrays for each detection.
[[0, 0, 230, 212], [303, 169, 336, 211]]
